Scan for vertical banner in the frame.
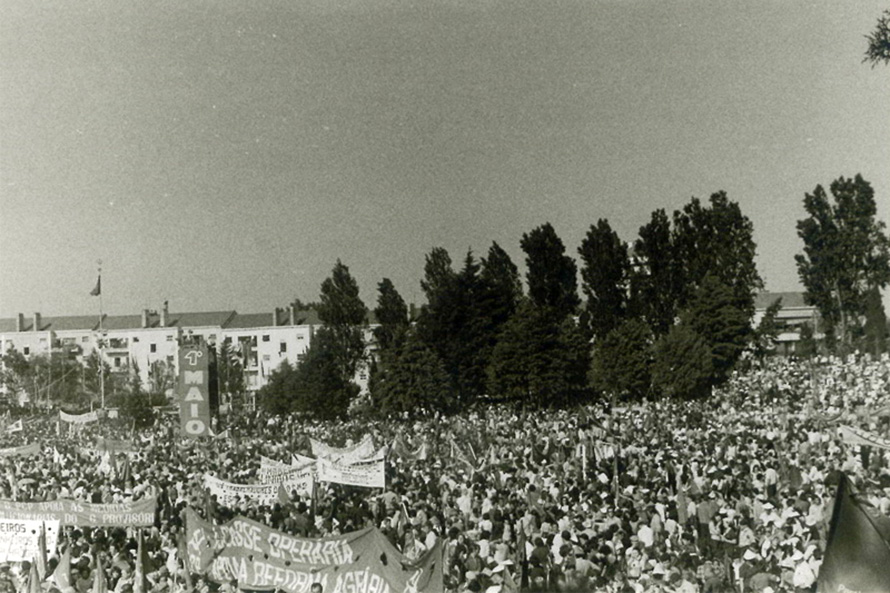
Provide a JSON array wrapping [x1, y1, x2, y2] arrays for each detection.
[[178, 344, 212, 438]]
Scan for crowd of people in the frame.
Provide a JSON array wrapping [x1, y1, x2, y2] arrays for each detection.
[[0, 352, 889, 593]]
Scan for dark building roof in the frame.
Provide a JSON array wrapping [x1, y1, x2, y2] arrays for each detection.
[[754, 292, 811, 310]]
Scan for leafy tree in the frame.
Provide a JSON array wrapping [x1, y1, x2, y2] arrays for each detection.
[[257, 360, 297, 416], [751, 297, 783, 359], [630, 209, 679, 336], [216, 340, 245, 411], [0, 348, 32, 404], [672, 192, 763, 317], [415, 248, 487, 403], [680, 275, 752, 385], [146, 359, 175, 401], [579, 219, 631, 341], [487, 300, 591, 407], [370, 330, 454, 417], [520, 223, 580, 320], [316, 260, 368, 382], [796, 323, 818, 358], [862, 287, 888, 355], [289, 327, 358, 420], [473, 242, 524, 391], [590, 318, 653, 401], [795, 175, 890, 348], [373, 278, 410, 353], [651, 324, 713, 399], [865, 9, 890, 66]]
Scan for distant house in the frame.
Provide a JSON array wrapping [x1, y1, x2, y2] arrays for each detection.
[[753, 291, 820, 355]]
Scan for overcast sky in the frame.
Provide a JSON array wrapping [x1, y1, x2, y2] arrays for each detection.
[[1, 0, 888, 318]]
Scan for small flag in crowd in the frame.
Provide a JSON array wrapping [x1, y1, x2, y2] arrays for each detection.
[[6, 419, 22, 433], [91, 554, 107, 593], [90, 275, 101, 297], [817, 473, 890, 592], [52, 547, 73, 592], [27, 559, 41, 593], [36, 523, 48, 580], [134, 529, 150, 593]]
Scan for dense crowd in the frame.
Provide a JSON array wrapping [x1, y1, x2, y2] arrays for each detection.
[[0, 352, 889, 593]]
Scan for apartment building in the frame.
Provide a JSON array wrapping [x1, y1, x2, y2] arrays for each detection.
[[0, 303, 372, 402]]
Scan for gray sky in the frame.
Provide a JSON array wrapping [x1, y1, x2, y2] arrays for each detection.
[[1, 0, 889, 317]]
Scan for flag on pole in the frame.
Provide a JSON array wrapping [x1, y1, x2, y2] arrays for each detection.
[[27, 559, 41, 593], [52, 547, 73, 592], [91, 554, 107, 593], [816, 473, 890, 592], [36, 523, 48, 580], [134, 529, 150, 593], [90, 276, 101, 297]]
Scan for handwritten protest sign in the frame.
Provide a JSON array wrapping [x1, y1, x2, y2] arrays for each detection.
[[0, 519, 60, 562], [310, 434, 376, 464], [317, 457, 385, 489]]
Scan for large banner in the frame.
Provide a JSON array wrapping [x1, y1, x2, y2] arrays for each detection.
[[0, 443, 40, 458], [94, 437, 135, 453], [0, 519, 60, 562], [0, 498, 156, 526], [205, 475, 283, 507], [185, 508, 442, 593], [60, 410, 99, 424], [817, 474, 890, 592], [310, 434, 376, 464], [178, 344, 212, 437], [838, 425, 890, 450], [317, 458, 385, 489]]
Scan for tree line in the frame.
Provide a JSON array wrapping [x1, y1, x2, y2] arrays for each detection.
[[259, 175, 890, 420]]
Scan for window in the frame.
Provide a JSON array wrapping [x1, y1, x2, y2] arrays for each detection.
[[150, 344, 156, 353], [23, 347, 29, 356], [166, 335, 174, 341], [280, 342, 287, 353], [132, 337, 139, 343], [297, 335, 304, 340], [262, 335, 270, 342], [39, 338, 47, 344], [114, 357, 121, 368], [262, 355, 270, 362], [82, 336, 89, 343], [209, 334, 217, 341]]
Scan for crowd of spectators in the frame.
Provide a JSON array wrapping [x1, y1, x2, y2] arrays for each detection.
[[0, 352, 889, 593]]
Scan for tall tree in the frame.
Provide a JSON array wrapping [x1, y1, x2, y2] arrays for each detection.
[[370, 330, 455, 417], [651, 324, 713, 400], [487, 300, 591, 407], [630, 209, 679, 336], [590, 318, 653, 401], [680, 275, 752, 385], [579, 219, 631, 341], [865, 9, 890, 66], [373, 278, 409, 354], [795, 175, 890, 347], [216, 340, 245, 412], [672, 192, 763, 317], [520, 223, 580, 320], [415, 248, 487, 403], [316, 260, 368, 382], [290, 328, 358, 420]]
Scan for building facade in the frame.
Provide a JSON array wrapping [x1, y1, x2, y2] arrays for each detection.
[[0, 304, 372, 405]]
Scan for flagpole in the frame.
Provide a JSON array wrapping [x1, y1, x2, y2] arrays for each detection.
[[99, 262, 105, 409]]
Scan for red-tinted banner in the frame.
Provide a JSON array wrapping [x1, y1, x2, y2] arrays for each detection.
[[178, 344, 212, 437]]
